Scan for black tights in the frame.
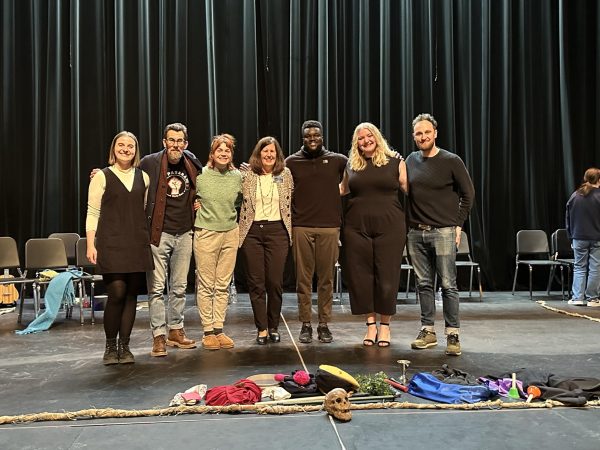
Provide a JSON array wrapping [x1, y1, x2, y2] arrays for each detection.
[[103, 272, 144, 340]]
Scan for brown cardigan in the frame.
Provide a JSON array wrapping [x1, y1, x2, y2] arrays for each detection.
[[238, 167, 294, 247]]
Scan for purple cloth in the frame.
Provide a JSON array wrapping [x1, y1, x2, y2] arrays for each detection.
[[479, 377, 525, 398]]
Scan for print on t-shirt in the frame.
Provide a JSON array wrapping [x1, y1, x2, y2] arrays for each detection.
[[166, 170, 190, 198]]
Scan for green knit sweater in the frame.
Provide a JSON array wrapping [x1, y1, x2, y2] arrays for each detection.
[[194, 167, 242, 231]]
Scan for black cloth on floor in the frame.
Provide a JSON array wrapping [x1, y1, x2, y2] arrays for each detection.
[[431, 364, 481, 385], [487, 368, 600, 406]]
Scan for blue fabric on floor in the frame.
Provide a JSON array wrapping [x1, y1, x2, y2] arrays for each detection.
[[16, 270, 83, 335]]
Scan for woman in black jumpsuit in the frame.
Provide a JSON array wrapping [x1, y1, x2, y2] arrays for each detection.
[[86, 131, 154, 364], [341, 123, 408, 347]]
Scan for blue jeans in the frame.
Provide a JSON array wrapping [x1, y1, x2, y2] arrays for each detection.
[[147, 231, 194, 336], [407, 226, 460, 331], [571, 239, 600, 300]]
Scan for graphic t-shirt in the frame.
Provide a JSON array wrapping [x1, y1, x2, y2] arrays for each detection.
[[163, 159, 193, 234]]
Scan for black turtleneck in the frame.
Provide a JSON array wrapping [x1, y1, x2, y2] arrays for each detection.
[[285, 146, 348, 227]]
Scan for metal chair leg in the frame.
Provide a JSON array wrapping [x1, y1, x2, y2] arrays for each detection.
[[528, 265, 533, 300], [511, 263, 519, 295]]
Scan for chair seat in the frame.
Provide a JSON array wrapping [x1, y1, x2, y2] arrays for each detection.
[[456, 261, 479, 267], [517, 259, 558, 266]]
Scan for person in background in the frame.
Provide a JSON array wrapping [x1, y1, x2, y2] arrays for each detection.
[[566, 167, 600, 307], [86, 131, 154, 365], [285, 120, 348, 344], [194, 134, 242, 350], [239, 137, 294, 345], [406, 113, 475, 356], [340, 123, 407, 347]]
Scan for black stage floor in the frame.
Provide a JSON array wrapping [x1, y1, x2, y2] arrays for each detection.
[[1, 291, 599, 450]]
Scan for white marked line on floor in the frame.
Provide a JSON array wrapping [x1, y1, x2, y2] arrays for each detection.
[[328, 415, 347, 450], [279, 312, 309, 373]]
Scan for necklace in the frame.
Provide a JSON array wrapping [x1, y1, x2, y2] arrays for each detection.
[[257, 174, 275, 217]]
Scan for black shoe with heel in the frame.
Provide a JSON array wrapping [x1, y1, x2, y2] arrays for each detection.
[[269, 328, 280, 343], [377, 322, 390, 347], [256, 330, 268, 345], [363, 322, 378, 346]]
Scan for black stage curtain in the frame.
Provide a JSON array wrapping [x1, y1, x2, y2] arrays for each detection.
[[1, 0, 599, 289]]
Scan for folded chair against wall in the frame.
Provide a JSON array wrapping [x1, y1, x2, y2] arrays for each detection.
[[455, 231, 483, 300], [24, 238, 72, 321], [511, 230, 560, 300], [48, 232, 80, 267], [76, 237, 105, 325], [550, 228, 575, 300], [0, 237, 35, 323]]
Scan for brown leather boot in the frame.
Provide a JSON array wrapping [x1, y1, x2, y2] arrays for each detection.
[[150, 335, 167, 357], [166, 328, 197, 349]]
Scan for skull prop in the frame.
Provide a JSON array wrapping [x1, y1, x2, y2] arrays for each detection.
[[324, 388, 352, 421]]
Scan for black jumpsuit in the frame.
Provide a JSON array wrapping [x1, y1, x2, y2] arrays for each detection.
[[343, 157, 406, 315]]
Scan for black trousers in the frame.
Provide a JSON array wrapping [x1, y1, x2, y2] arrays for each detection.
[[241, 221, 290, 331]]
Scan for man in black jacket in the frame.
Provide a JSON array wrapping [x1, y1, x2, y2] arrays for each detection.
[[140, 123, 202, 357]]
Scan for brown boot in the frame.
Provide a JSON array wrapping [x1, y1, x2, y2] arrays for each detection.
[[150, 335, 167, 357], [166, 328, 197, 349], [201, 334, 220, 350], [215, 332, 234, 349]]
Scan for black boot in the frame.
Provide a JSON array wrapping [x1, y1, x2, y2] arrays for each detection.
[[118, 337, 135, 364], [103, 338, 119, 365]]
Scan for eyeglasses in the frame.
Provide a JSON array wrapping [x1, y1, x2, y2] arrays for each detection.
[[166, 137, 186, 145]]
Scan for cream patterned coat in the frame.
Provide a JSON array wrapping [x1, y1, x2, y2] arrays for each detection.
[[239, 167, 294, 247]]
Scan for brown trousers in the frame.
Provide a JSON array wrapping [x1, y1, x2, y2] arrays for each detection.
[[292, 226, 339, 323]]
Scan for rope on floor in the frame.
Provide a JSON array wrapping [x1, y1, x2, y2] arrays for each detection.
[[537, 301, 600, 323], [1, 399, 598, 425]]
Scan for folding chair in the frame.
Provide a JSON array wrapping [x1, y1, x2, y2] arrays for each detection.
[[550, 229, 574, 300], [24, 238, 72, 320], [511, 230, 560, 299], [48, 232, 80, 266], [455, 231, 483, 300], [0, 237, 35, 323], [400, 246, 414, 299]]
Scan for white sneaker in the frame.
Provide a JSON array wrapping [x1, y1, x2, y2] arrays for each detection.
[[567, 298, 585, 306], [587, 299, 600, 307]]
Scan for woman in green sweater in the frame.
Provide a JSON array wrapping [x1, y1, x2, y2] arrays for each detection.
[[193, 134, 242, 350]]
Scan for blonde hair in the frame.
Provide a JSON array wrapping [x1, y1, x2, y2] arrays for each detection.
[[108, 131, 141, 167], [207, 133, 237, 170], [348, 122, 395, 171]]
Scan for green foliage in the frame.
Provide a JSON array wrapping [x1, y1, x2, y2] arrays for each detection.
[[354, 371, 393, 396]]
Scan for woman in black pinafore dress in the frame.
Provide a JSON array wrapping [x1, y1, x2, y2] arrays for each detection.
[[340, 122, 408, 347], [86, 131, 154, 365]]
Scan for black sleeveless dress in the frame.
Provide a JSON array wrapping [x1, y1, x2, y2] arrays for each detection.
[[342, 157, 406, 315], [95, 167, 154, 274]]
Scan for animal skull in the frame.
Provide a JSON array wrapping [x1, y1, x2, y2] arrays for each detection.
[[324, 388, 352, 421]]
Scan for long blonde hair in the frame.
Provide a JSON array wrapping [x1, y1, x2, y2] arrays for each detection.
[[348, 122, 395, 171]]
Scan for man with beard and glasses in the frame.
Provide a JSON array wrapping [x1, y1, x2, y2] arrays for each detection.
[[285, 120, 348, 344], [405, 113, 474, 356], [92, 122, 202, 357]]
